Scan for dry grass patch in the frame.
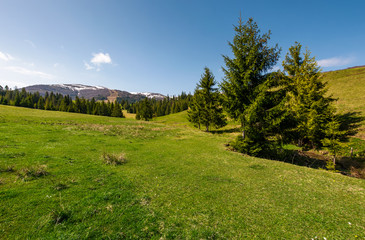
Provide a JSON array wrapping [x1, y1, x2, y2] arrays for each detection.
[[102, 152, 127, 165], [17, 165, 49, 181], [351, 167, 365, 179]]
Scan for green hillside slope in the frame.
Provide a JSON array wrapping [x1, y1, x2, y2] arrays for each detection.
[[323, 66, 365, 139], [1, 105, 364, 239]]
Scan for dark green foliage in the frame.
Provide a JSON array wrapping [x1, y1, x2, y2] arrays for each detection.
[[111, 102, 124, 118], [188, 67, 227, 131], [136, 98, 154, 121], [220, 17, 281, 155]]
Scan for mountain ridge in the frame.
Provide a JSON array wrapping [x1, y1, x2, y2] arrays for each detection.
[[24, 83, 165, 103]]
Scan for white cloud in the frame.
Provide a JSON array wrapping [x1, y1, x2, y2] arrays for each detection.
[[317, 57, 353, 68], [91, 52, 112, 65], [4, 66, 54, 79], [84, 52, 112, 71], [0, 51, 14, 61]]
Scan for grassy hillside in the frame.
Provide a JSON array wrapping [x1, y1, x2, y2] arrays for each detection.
[[323, 66, 365, 139], [0, 105, 364, 239]]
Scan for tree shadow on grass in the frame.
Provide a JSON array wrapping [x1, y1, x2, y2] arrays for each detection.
[[210, 127, 241, 134], [338, 111, 365, 139], [264, 148, 327, 169], [258, 147, 365, 178]]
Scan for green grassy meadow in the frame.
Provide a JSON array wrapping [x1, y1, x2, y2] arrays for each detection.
[[1, 105, 364, 239], [323, 66, 365, 139]]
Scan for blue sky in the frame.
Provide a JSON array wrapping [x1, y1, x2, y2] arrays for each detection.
[[0, 0, 364, 95]]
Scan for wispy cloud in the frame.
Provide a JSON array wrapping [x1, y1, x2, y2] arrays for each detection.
[[0, 51, 14, 61], [317, 57, 353, 68], [25, 40, 36, 48], [5, 66, 54, 79], [84, 61, 94, 70], [85, 52, 112, 71]]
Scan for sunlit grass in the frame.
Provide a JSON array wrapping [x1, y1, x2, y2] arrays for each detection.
[[0, 105, 364, 239]]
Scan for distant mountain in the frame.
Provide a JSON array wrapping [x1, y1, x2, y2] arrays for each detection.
[[24, 84, 165, 103]]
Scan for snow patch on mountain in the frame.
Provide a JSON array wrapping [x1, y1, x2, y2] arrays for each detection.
[[55, 84, 106, 92], [130, 92, 165, 99]]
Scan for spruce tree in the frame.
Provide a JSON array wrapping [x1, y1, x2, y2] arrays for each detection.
[[281, 42, 336, 149], [220, 17, 280, 154], [138, 98, 153, 121], [111, 101, 124, 118], [188, 67, 227, 132]]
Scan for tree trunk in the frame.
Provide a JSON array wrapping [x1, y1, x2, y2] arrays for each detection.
[[241, 122, 245, 140], [206, 125, 209, 132]]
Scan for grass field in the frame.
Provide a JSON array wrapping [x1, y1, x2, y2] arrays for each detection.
[[323, 66, 365, 139], [1, 105, 364, 239]]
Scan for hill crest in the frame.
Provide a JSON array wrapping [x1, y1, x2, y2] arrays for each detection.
[[25, 83, 165, 103]]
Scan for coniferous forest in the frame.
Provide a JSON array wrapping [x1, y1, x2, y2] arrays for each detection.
[[0, 85, 192, 120]]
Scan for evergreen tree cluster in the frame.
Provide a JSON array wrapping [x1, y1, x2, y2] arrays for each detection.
[[127, 92, 192, 120], [220, 18, 347, 157], [0, 87, 124, 118], [186, 17, 351, 161]]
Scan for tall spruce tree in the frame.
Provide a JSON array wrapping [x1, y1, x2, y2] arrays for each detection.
[[220, 17, 280, 154], [111, 101, 124, 118], [281, 42, 337, 149], [137, 98, 153, 121], [188, 67, 227, 132]]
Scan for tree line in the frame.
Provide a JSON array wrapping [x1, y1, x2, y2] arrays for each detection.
[[126, 92, 192, 120], [0, 86, 193, 121], [187, 17, 354, 164], [0, 87, 124, 118]]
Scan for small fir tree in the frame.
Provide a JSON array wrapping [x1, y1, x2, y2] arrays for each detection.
[[321, 117, 346, 170], [188, 67, 226, 132]]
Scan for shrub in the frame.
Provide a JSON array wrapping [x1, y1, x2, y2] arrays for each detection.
[[230, 135, 274, 158], [325, 159, 339, 172], [102, 152, 127, 165]]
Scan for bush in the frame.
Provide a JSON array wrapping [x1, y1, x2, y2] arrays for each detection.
[[230, 136, 273, 157], [102, 153, 127, 165]]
